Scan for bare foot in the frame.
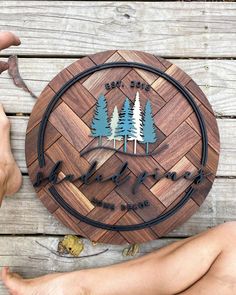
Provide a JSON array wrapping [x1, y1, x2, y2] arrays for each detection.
[[1, 266, 88, 295], [0, 104, 22, 206]]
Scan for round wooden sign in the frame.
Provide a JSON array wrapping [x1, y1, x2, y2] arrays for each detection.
[[25, 50, 220, 245]]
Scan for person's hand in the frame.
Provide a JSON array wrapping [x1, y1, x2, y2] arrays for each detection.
[[0, 33, 22, 206], [0, 31, 20, 74], [0, 32, 20, 51]]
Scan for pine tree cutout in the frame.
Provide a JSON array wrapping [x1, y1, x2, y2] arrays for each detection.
[[91, 94, 111, 146], [115, 98, 135, 152], [128, 91, 143, 154], [142, 100, 157, 154], [108, 106, 122, 148]]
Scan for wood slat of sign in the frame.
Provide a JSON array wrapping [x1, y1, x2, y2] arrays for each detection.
[[25, 50, 220, 244]]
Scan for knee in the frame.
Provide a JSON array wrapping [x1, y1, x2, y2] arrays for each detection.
[[214, 222, 236, 243]]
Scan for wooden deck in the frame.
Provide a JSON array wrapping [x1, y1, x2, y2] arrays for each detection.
[[0, 1, 236, 293]]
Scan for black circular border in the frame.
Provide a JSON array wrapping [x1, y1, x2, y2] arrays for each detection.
[[35, 60, 209, 232]]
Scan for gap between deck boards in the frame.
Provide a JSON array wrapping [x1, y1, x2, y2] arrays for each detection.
[[2, 54, 236, 60]]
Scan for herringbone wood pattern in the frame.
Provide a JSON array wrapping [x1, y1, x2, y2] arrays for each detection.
[[25, 50, 220, 244]]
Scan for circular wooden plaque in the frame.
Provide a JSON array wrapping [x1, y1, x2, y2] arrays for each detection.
[[25, 50, 220, 245]]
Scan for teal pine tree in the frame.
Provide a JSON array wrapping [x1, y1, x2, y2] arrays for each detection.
[[142, 100, 157, 154], [91, 94, 111, 146], [115, 98, 135, 152]]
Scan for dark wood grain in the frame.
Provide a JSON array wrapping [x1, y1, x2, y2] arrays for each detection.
[[152, 64, 191, 102]]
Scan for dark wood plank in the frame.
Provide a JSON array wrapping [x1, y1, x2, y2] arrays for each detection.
[[77, 191, 127, 242], [151, 198, 198, 237], [150, 157, 198, 207], [47, 172, 95, 216], [49, 102, 93, 151], [115, 172, 166, 222], [79, 155, 126, 201], [116, 143, 166, 189], [25, 121, 61, 167], [53, 207, 88, 238], [61, 83, 97, 117], [120, 69, 166, 115], [152, 122, 201, 171], [82, 52, 131, 97], [186, 104, 220, 154], [151, 64, 191, 102], [117, 211, 159, 244], [153, 91, 200, 136], [26, 86, 58, 133], [45, 136, 91, 184], [118, 50, 166, 84], [38, 188, 59, 214], [186, 141, 219, 183]]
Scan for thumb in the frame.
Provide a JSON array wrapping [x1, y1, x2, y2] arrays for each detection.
[[1, 266, 25, 293]]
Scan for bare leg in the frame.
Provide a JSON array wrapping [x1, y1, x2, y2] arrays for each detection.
[[85, 222, 236, 295], [180, 224, 236, 294], [1, 222, 236, 295], [0, 104, 22, 205]]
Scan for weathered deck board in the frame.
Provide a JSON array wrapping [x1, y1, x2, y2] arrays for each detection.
[[1, 58, 236, 116], [0, 236, 179, 294], [0, 176, 235, 236], [0, 2, 236, 57], [9, 116, 236, 176]]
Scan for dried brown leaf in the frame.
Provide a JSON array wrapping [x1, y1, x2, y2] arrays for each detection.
[[0, 61, 8, 74], [8, 55, 37, 99], [57, 235, 84, 257], [122, 247, 129, 256], [57, 241, 67, 255]]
